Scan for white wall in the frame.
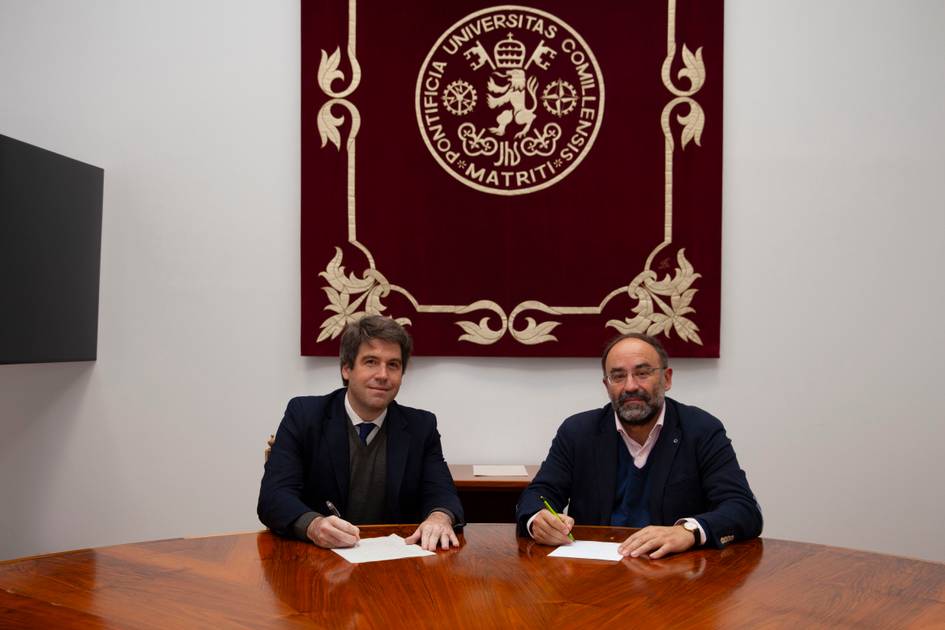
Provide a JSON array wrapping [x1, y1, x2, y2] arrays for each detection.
[[1, 1, 943, 562]]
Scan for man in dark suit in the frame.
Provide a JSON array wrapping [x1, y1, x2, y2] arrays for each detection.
[[516, 333, 761, 558], [258, 316, 463, 551]]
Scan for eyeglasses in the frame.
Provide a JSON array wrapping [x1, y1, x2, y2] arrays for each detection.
[[606, 366, 663, 385]]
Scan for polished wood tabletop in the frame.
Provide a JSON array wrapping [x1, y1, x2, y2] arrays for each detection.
[[1, 524, 944, 629]]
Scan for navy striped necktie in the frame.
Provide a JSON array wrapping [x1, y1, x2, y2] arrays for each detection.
[[357, 422, 376, 445]]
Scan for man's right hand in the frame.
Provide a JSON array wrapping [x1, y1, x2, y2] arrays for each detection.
[[306, 515, 360, 548], [530, 509, 575, 546]]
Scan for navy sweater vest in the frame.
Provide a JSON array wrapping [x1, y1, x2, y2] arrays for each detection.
[[611, 439, 653, 527]]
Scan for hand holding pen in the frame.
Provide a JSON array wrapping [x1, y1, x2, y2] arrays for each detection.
[[530, 496, 576, 546], [306, 500, 361, 548]]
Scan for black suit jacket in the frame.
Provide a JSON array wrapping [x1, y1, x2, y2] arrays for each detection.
[[515, 398, 762, 548], [257, 388, 464, 535]]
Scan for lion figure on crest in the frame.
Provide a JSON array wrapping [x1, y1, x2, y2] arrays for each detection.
[[486, 69, 538, 138]]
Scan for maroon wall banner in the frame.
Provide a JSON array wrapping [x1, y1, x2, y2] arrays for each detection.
[[302, 1, 723, 357]]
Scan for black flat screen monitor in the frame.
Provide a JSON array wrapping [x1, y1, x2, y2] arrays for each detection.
[[0, 134, 104, 364]]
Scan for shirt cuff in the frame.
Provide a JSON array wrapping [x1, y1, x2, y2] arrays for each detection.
[[675, 517, 707, 546], [292, 511, 322, 542], [525, 511, 541, 538]]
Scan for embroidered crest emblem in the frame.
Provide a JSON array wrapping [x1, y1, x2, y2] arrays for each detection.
[[416, 6, 605, 195]]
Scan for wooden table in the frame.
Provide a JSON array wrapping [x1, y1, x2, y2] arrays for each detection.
[[2, 524, 943, 628], [448, 464, 538, 523]]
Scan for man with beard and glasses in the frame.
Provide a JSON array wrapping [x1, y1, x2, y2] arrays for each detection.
[[516, 333, 761, 558]]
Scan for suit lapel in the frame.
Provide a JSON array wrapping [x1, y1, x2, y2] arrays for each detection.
[[326, 392, 351, 509], [647, 399, 681, 524], [385, 402, 409, 518], [594, 406, 618, 524]]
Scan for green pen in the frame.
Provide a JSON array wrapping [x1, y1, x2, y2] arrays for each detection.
[[539, 495, 575, 542]]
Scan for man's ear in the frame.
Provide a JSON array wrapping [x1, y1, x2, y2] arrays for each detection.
[[662, 367, 673, 392]]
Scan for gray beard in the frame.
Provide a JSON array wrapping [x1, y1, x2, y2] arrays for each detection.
[[615, 396, 662, 427]]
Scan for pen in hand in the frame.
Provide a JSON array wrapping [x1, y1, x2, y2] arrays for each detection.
[[325, 500, 360, 546], [539, 495, 575, 542]]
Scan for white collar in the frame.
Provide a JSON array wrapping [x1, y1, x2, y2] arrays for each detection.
[[344, 391, 388, 429]]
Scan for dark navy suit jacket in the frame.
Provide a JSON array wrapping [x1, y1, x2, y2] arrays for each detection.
[[516, 398, 762, 548], [258, 388, 464, 536]]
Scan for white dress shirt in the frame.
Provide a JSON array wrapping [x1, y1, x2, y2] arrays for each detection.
[[344, 393, 386, 445]]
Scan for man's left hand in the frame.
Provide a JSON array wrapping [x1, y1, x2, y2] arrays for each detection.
[[618, 524, 696, 559], [405, 511, 459, 551]]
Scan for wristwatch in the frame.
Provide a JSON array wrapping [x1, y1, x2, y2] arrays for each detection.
[[681, 520, 702, 546]]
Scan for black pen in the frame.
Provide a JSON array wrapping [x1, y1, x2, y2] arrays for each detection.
[[325, 500, 342, 518]]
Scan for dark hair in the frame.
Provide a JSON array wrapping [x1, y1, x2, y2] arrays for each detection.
[[339, 315, 413, 385], [600, 332, 670, 373]]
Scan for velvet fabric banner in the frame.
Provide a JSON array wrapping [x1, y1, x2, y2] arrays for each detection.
[[302, 1, 723, 357]]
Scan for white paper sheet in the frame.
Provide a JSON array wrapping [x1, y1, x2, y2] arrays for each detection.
[[472, 464, 529, 476], [331, 534, 435, 564], [547, 540, 623, 562]]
